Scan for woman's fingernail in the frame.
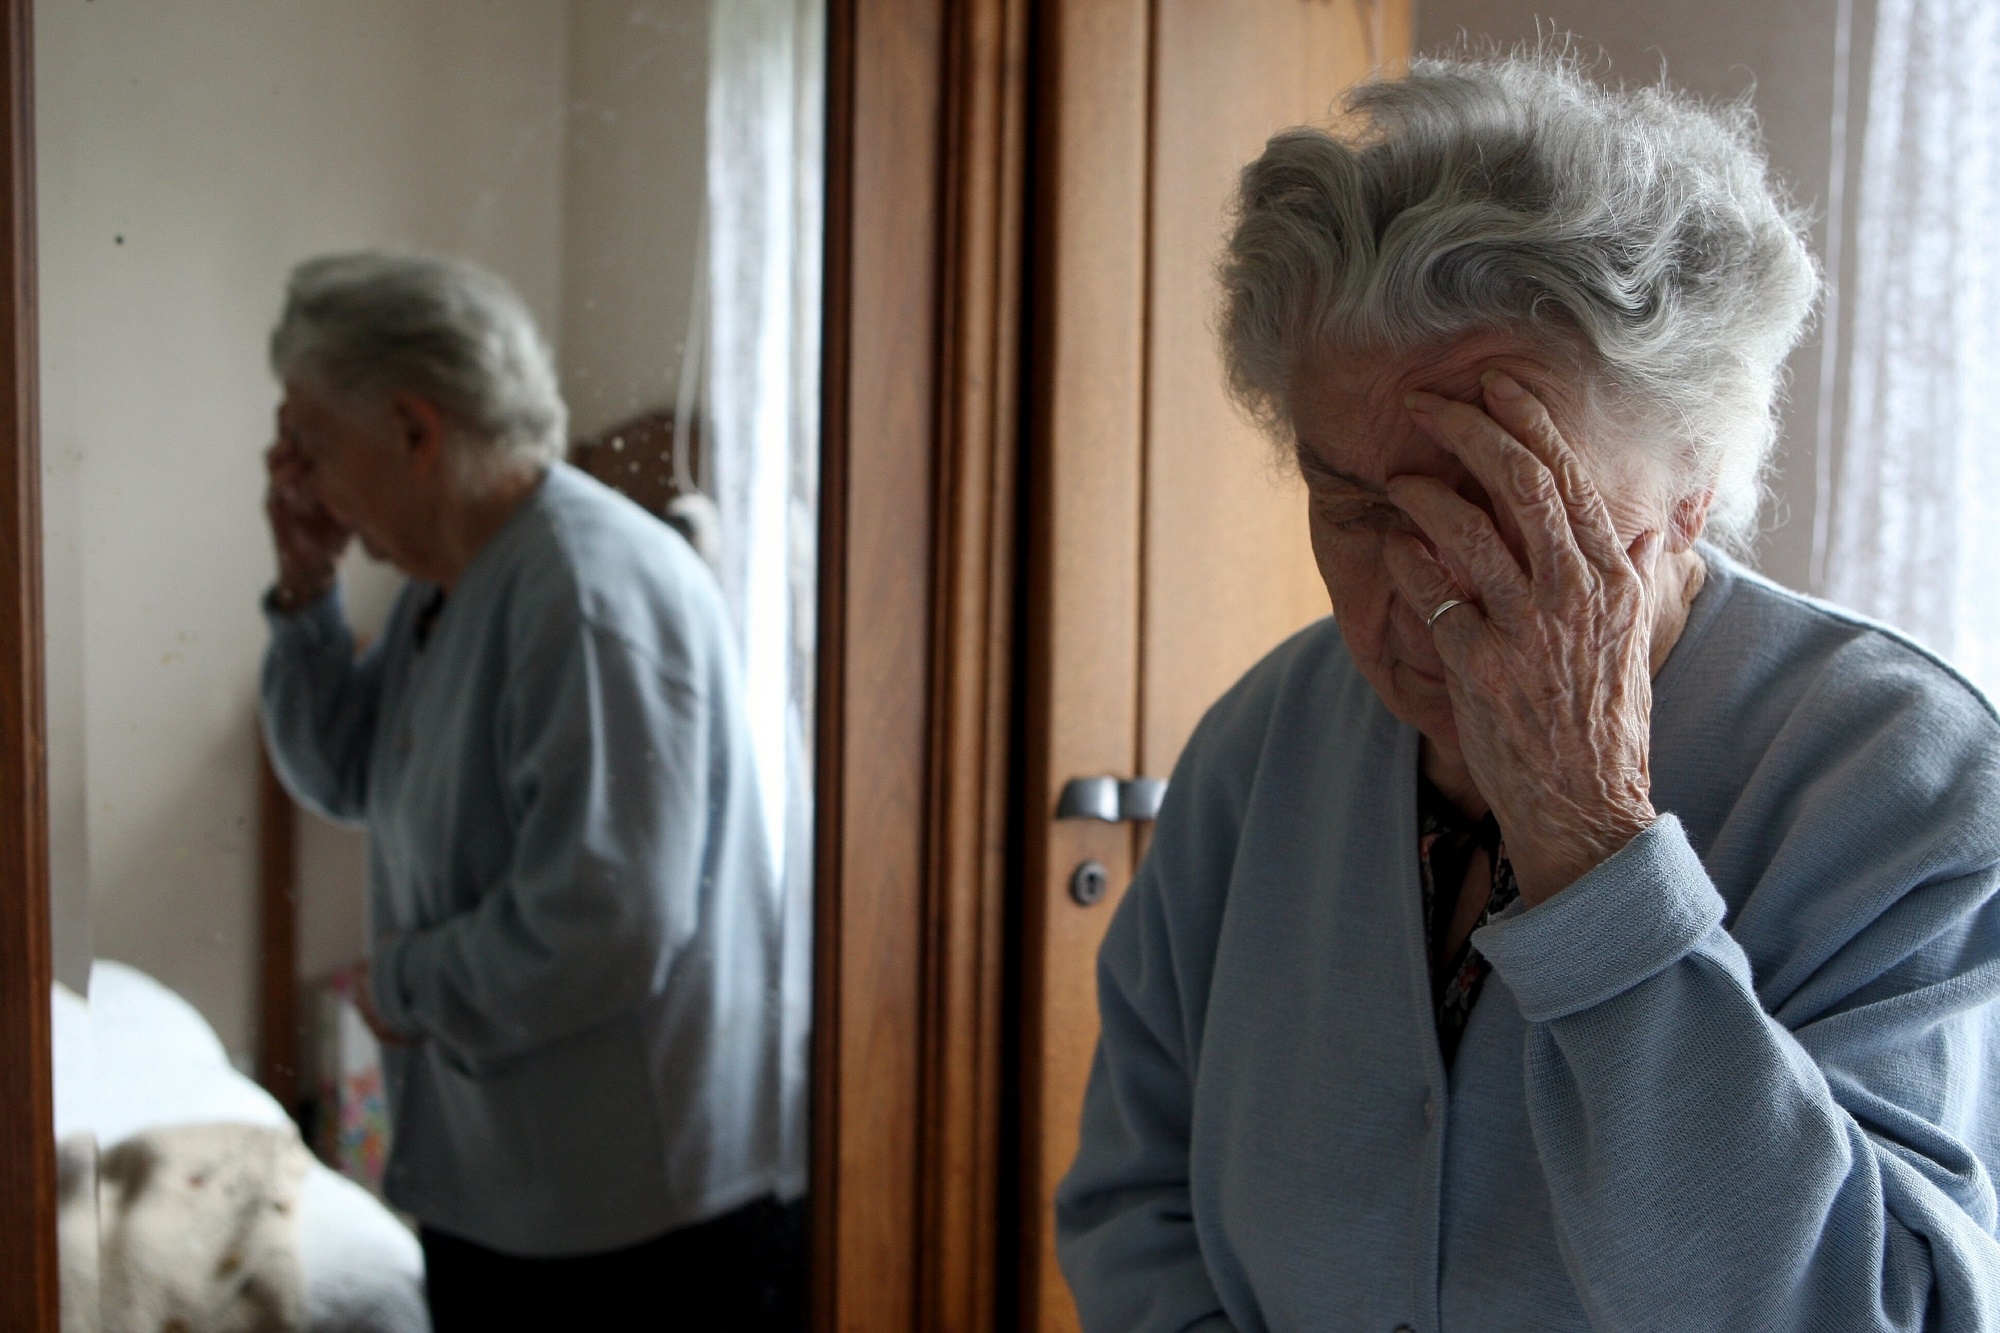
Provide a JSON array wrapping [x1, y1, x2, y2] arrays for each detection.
[[1481, 369, 1524, 400], [1403, 391, 1430, 412]]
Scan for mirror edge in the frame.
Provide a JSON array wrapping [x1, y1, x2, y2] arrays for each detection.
[[0, 0, 58, 1328]]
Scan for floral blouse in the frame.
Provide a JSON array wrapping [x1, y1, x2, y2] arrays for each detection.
[[1417, 776, 1521, 1067]]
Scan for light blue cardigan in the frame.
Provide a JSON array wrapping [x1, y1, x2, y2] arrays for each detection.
[[261, 464, 802, 1257], [1057, 551, 2000, 1330]]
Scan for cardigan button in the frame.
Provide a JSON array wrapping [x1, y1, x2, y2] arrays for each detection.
[[1422, 1091, 1436, 1127]]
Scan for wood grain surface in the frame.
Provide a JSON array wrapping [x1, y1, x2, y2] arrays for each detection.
[[920, 0, 1030, 1329], [1139, 0, 1408, 792], [0, 0, 55, 1326], [814, 0, 945, 1328], [1017, 3, 1153, 1328]]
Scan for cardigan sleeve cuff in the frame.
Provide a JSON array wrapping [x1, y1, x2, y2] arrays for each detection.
[[261, 583, 345, 646], [1472, 814, 1727, 1023]]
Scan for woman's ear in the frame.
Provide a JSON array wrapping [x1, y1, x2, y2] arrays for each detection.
[[391, 393, 451, 475], [1666, 489, 1712, 553]]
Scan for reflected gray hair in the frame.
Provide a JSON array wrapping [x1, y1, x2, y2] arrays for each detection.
[[269, 252, 566, 479], [1220, 50, 1820, 548]]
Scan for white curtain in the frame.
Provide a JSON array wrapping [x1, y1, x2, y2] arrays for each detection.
[[1825, 0, 2000, 693], [707, 0, 823, 1191]]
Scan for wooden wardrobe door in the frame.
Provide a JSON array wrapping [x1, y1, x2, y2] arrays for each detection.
[[1019, 5, 1410, 1330], [1140, 2, 1407, 780]]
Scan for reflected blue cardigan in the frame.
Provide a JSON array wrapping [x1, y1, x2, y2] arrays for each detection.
[[261, 464, 801, 1257], [1057, 551, 2000, 1330]]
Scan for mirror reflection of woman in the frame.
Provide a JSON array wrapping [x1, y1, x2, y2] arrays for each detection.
[[260, 253, 805, 1332], [1058, 55, 2000, 1330]]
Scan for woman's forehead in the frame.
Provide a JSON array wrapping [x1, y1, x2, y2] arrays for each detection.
[[1290, 337, 1593, 467], [1295, 335, 1573, 407], [281, 378, 375, 439], [1294, 404, 1458, 486]]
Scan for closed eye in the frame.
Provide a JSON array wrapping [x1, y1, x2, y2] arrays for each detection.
[[1308, 485, 1403, 532], [1295, 449, 1407, 532], [1323, 503, 1404, 532]]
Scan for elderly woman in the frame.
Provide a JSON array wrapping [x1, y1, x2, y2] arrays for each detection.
[[1056, 54, 2000, 1331], [259, 253, 803, 1330]]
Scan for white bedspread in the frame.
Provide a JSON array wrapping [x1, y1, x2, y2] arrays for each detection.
[[53, 961, 430, 1333]]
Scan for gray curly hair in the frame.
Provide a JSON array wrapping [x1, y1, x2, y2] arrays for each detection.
[[1220, 50, 1820, 548], [269, 252, 566, 481]]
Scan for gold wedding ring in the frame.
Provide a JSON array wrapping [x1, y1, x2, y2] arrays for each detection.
[[1426, 598, 1468, 630]]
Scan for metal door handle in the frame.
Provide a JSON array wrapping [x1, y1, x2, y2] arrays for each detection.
[[1056, 775, 1168, 822]]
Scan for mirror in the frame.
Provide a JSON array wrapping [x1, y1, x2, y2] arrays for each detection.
[[38, 2, 823, 1328]]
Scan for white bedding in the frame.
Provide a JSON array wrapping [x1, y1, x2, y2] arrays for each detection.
[[53, 961, 430, 1333]]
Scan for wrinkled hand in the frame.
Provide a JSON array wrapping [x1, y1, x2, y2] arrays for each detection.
[[1383, 371, 1660, 905], [350, 959, 416, 1047], [263, 431, 349, 609]]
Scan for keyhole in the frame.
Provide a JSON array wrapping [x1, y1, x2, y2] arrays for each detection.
[[1070, 859, 1109, 907]]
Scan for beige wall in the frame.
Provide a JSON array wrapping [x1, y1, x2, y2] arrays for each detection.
[[1413, 0, 1855, 593]]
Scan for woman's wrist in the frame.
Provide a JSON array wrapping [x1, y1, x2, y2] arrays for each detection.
[[273, 567, 335, 612], [1511, 797, 1657, 906]]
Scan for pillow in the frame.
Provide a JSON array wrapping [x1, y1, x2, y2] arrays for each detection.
[[84, 960, 292, 1146], [50, 982, 91, 1143]]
